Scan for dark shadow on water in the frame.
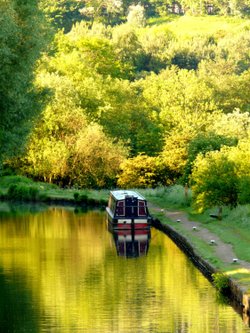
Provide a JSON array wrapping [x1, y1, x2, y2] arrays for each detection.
[[0, 268, 39, 333]]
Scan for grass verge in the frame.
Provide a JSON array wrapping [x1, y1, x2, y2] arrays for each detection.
[[0, 175, 108, 206], [140, 186, 250, 293]]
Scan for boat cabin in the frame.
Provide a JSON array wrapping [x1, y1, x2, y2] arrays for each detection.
[[106, 190, 151, 230]]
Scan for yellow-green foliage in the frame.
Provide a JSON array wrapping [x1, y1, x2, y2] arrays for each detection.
[[191, 151, 238, 212], [191, 139, 250, 211], [117, 155, 170, 188], [167, 16, 249, 38], [21, 72, 128, 188], [3, 12, 250, 193], [212, 273, 230, 294]]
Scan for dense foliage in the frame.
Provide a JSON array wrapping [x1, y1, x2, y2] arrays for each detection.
[[1, 1, 250, 211], [0, 0, 49, 163]]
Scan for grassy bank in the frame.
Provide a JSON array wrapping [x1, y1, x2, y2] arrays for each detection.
[[140, 186, 250, 294], [0, 175, 108, 206]]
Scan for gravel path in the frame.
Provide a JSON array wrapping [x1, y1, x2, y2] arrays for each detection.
[[150, 206, 250, 270]]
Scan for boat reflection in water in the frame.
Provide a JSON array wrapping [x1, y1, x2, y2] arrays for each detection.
[[111, 229, 151, 258]]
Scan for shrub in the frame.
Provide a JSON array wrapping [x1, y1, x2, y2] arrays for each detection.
[[74, 193, 88, 203], [7, 184, 40, 202], [73, 192, 103, 206], [191, 151, 239, 213], [73, 192, 80, 201], [212, 273, 230, 295]]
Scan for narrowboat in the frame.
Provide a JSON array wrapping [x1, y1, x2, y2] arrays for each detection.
[[106, 190, 151, 230]]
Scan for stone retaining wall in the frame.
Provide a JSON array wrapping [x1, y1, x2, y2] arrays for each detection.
[[152, 218, 250, 323]]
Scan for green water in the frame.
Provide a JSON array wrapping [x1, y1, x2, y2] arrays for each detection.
[[0, 204, 249, 333]]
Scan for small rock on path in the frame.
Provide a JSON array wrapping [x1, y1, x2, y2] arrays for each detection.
[[150, 205, 250, 270]]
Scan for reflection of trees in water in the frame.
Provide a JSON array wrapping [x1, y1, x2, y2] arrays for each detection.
[[0, 209, 249, 333], [0, 202, 48, 217], [0, 269, 38, 333]]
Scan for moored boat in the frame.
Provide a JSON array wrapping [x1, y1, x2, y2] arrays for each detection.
[[106, 190, 151, 230]]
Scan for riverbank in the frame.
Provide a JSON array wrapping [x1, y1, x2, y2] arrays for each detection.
[[0, 175, 108, 207], [147, 203, 250, 325]]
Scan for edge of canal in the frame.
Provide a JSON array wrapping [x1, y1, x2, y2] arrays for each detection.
[[152, 217, 250, 324]]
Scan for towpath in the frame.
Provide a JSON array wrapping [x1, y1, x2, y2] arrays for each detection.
[[149, 205, 250, 270]]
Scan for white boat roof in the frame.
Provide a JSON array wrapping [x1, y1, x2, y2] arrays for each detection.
[[110, 190, 146, 201]]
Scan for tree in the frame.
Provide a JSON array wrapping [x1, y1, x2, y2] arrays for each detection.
[[23, 137, 69, 183], [191, 138, 250, 213], [183, 132, 238, 184], [161, 130, 193, 181], [138, 25, 174, 73], [98, 78, 164, 156], [40, 0, 83, 32], [117, 155, 170, 188], [70, 124, 127, 188], [112, 24, 146, 75], [191, 151, 239, 215], [127, 4, 146, 27], [179, 0, 207, 14], [140, 67, 220, 134], [20, 73, 128, 187], [223, 140, 250, 204], [79, 0, 123, 27], [207, 109, 250, 139], [211, 0, 250, 14], [0, 0, 49, 164]]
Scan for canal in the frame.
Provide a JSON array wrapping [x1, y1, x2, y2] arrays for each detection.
[[0, 204, 249, 333]]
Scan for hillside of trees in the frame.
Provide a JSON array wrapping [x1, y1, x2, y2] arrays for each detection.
[[1, 0, 250, 211]]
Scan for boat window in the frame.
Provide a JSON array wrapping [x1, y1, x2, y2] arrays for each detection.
[[138, 200, 147, 216], [116, 200, 125, 216]]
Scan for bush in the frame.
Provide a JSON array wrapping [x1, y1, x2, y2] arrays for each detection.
[[212, 273, 230, 295], [74, 192, 88, 203], [191, 151, 239, 213], [7, 184, 40, 202], [73, 192, 104, 206]]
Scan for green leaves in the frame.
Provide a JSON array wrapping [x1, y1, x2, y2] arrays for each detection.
[[0, 0, 49, 163], [191, 139, 250, 211], [117, 155, 169, 188], [191, 151, 239, 212], [183, 132, 238, 183]]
